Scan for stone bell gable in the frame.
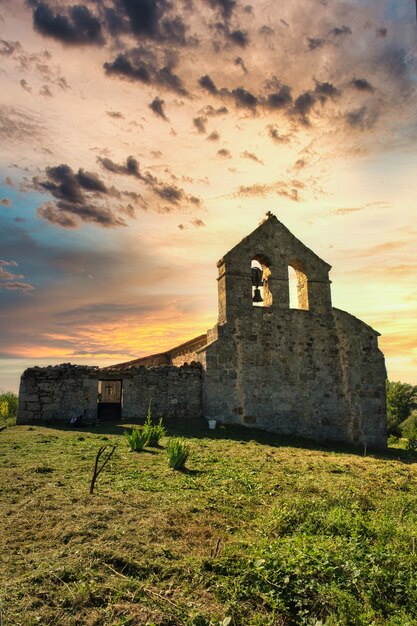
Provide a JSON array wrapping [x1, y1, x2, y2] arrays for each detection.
[[197, 213, 387, 449]]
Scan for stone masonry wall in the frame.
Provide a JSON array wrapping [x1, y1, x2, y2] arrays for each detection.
[[17, 363, 202, 424], [17, 364, 99, 423], [199, 308, 387, 449]]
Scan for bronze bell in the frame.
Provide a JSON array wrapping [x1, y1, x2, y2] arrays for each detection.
[[252, 287, 263, 303], [251, 266, 262, 287]]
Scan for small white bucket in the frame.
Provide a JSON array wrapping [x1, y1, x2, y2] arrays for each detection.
[[208, 419, 217, 430]]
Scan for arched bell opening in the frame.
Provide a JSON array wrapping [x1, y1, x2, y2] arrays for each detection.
[[251, 255, 272, 307], [288, 261, 309, 310]]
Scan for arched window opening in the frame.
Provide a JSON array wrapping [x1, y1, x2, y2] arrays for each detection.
[[288, 263, 309, 310], [251, 255, 272, 307]]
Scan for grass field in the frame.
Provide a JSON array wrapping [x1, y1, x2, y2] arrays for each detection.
[[1, 418, 416, 626]]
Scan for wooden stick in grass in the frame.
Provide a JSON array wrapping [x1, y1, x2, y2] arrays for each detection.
[[89, 445, 116, 494]]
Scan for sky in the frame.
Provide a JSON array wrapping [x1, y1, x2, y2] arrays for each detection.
[[0, 0, 416, 393]]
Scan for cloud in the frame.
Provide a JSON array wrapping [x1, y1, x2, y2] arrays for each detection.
[[34, 163, 127, 228], [234, 179, 304, 202], [193, 116, 207, 133], [0, 281, 35, 292], [149, 96, 167, 120], [206, 131, 220, 141], [329, 25, 352, 37], [1, 198, 12, 206], [267, 124, 290, 144], [231, 86, 257, 109], [106, 110, 125, 119], [0, 267, 24, 280], [351, 78, 374, 92], [290, 91, 316, 125], [307, 37, 326, 51], [0, 259, 33, 290], [205, 0, 236, 20], [20, 79, 32, 93], [104, 49, 187, 95], [314, 80, 340, 103], [217, 148, 231, 158], [266, 83, 293, 109], [0, 260, 18, 267], [0, 105, 44, 142], [39, 84, 53, 97], [32, 2, 104, 46], [241, 151, 264, 164], [227, 29, 249, 47], [198, 74, 218, 94], [346, 105, 379, 130], [234, 56, 247, 73], [98, 155, 140, 178], [191, 218, 205, 227], [98, 155, 201, 208]]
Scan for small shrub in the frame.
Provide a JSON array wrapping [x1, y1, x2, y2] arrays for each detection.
[[0, 389, 18, 426], [143, 401, 166, 446], [167, 437, 189, 469], [400, 411, 417, 451], [124, 427, 148, 452]]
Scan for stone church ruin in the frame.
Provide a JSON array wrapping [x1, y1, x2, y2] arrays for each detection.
[[17, 214, 387, 448]]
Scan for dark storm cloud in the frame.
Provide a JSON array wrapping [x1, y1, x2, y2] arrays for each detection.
[[98, 155, 141, 177], [329, 25, 352, 37], [228, 29, 249, 47], [205, 0, 236, 20], [34, 164, 127, 228], [37, 164, 107, 202], [32, 2, 104, 46], [201, 105, 228, 116], [104, 49, 187, 95], [290, 92, 316, 124], [106, 0, 189, 44], [307, 37, 326, 51], [234, 56, 247, 73], [193, 116, 207, 133], [231, 86, 257, 109], [198, 74, 218, 94], [345, 105, 379, 130], [314, 81, 340, 103], [113, 0, 163, 37], [149, 96, 167, 120], [379, 45, 409, 79], [98, 155, 201, 207], [351, 78, 374, 92], [266, 84, 292, 109]]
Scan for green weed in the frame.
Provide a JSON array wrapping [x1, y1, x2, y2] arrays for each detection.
[[143, 401, 166, 446], [124, 427, 148, 451], [167, 437, 190, 469]]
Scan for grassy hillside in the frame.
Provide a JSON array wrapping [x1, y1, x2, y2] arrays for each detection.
[[0, 419, 416, 626]]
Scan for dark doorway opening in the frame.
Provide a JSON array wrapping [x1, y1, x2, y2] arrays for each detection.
[[97, 380, 122, 420]]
